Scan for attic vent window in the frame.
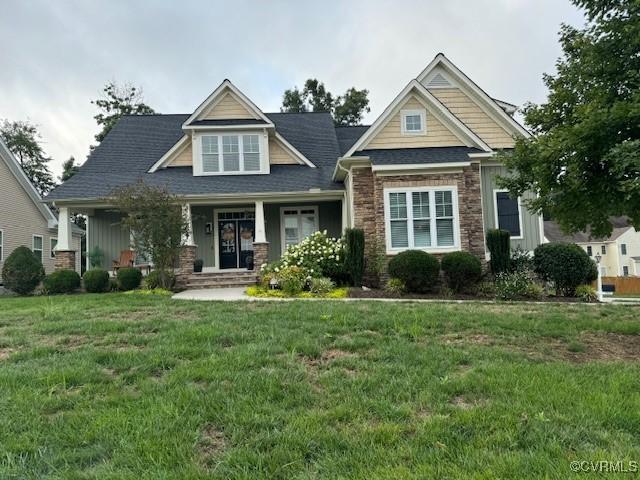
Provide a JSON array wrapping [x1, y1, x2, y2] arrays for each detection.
[[427, 73, 452, 88], [401, 109, 426, 135]]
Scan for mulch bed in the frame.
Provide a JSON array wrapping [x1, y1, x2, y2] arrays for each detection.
[[348, 288, 582, 303]]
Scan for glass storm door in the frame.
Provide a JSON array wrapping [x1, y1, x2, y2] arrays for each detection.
[[238, 220, 255, 268], [218, 217, 255, 269]]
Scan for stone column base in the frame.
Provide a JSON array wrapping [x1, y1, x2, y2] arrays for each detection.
[[252, 242, 269, 278], [175, 244, 197, 289], [54, 250, 76, 271]]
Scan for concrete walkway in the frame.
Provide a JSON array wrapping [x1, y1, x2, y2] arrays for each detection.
[[172, 287, 250, 301]]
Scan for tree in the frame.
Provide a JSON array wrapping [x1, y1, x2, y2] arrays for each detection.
[[60, 156, 80, 182], [498, 0, 640, 238], [0, 120, 55, 195], [92, 82, 156, 144], [110, 182, 190, 289], [281, 79, 370, 126]]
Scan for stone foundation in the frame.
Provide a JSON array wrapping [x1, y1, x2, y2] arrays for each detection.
[[54, 250, 76, 271], [253, 242, 269, 279], [175, 244, 197, 289]]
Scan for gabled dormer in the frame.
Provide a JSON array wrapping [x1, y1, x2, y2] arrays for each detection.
[[149, 80, 315, 175]]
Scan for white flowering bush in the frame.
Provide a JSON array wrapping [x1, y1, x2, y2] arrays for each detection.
[[261, 230, 345, 280]]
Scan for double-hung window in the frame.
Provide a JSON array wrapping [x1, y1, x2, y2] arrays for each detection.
[[32, 235, 43, 263], [280, 206, 318, 252], [200, 134, 262, 174], [385, 187, 458, 252], [621, 244, 627, 255], [494, 190, 522, 238], [401, 109, 426, 135]]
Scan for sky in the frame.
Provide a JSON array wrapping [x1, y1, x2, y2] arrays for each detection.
[[0, 0, 586, 178]]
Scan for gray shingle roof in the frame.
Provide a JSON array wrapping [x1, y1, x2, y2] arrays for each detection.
[[359, 146, 482, 165], [544, 217, 633, 243], [45, 112, 343, 201], [335, 125, 369, 155]]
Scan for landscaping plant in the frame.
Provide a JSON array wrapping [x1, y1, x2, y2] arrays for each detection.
[[117, 267, 143, 291], [43, 270, 81, 294], [344, 228, 365, 286], [1, 246, 45, 295], [308, 277, 335, 295], [486, 229, 511, 274], [83, 269, 110, 293], [276, 266, 307, 295], [144, 270, 176, 290], [576, 284, 598, 303], [385, 278, 406, 296], [533, 242, 598, 296], [441, 251, 482, 293], [87, 246, 105, 269], [495, 270, 542, 301], [387, 250, 439, 293]]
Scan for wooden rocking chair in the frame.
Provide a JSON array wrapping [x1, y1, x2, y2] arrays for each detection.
[[112, 249, 135, 272]]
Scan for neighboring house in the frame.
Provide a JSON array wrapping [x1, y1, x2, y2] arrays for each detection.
[[545, 218, 640, 277], [0, 139, 82, 282], [44, 53, 543, 286]]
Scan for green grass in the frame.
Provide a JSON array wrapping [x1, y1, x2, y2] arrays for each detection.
[[0, 294, 639, 479]]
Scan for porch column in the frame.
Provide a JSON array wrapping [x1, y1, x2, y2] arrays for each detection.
[[176, 203, 197, 289], [253, 200, 269, 274], [54, 206, 76, 271], [341, 194, 349, 233]]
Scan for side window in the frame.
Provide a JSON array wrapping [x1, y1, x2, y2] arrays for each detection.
[[601, 245, 606, 255], [32, 235, 43, 263], [586, 246, 592, 256], [494, 191, 522, 238], [621, 244, 627, 255]]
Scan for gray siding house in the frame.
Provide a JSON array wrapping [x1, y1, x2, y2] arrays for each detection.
[[45, 54, 543, 287], [0, 139, 82, 281]]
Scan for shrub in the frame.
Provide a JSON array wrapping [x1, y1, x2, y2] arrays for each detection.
[[83, 269, 110, 293], [387, 250, 440, 293], [144, 270, 176, 290], [486, 229, 511, 275], [495, 270, 542, 300], [260, 271, 277, 289], [276, 231, 344, 278], [309, 277, 335, 295], [1, 246, 45, 295], [385, 278, 406, 296], [277, 266, 306, 295], [475, 281, 497, 298], [344, 228, 365, 286], [43, 270, 81, 294], [510, 247, 534, 273], [576, 284, 598, 303], [441, 251, 482, 293], [109, 278, 119, 292], [533, 243, 598, 296], [117, 267, 142, 291]]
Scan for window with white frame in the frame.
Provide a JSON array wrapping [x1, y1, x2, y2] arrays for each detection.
[[385, 187, 458, 251], [621, 244, 627, 255], [494, 190, 522, 238], [601, 245, 607, 255], [50, 238, 57, 259], [32, 235, 43, 263], [280, 206, 318, 252], [623, 266, 629, 276], [401, 109, 425, 135], [200, 134, 262, 174], [586, 246, 592, 256]]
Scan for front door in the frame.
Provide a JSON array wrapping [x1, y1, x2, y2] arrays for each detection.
[[218, 215, 255, 269]]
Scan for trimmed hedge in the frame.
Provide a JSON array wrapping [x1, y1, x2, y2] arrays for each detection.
[[43, 270, 81, 294], [1, 246, 44, 295], [83, 269, 110, 293], [387, 250, 440, 293], [344, 228, 365, 286], [117, 267, 142, 291], [486, 229, 511, 274], [441, 251, 482, 293], [533, 242, 598, 296]]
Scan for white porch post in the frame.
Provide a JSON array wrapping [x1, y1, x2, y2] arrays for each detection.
[[182, 203, 195, 246], [254, 200, 266, 243], [57, 206, 72, 251], [341, 194, 349, 233]]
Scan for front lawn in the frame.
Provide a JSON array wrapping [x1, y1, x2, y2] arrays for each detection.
[[1, 294, 639, 479]]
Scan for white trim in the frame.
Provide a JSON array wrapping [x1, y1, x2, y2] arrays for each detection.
[[183, 124, 273, 131], [372, 162, 470, 172], [416, 53, 530, 139], [274, 132, 316, 168], [383, 186, 461, 254], [32, 234, 44, 262], [50, 237, 58, 259], [85, 216, 90, 271], [148, 135, 189, 173], [493, 189, 523, 240], [343, 80, 491, 158], [0, 229, 3, 262], [213, 207, 256, 271], [183, 80, 274, 128], [193, 131, 269, 176], [400, 109, 426, 135], [279, 205, 319, 254]]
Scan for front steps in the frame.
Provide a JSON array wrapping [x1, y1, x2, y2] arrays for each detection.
[[186, 271, 258, 290]]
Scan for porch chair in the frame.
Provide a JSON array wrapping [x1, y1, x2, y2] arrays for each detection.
[[112, 249, 135, 272]]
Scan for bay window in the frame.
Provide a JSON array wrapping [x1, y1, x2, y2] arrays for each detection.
[[200, 133, 262, 174], [385, 187, 459, 252]]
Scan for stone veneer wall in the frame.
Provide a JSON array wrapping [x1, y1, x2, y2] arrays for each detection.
[[351, 163, 485, 285], [54, 250, 76, 271]]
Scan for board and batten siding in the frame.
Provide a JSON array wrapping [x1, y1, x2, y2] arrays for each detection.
[[191, 206, 215, 268], [365, 96, 464, 150], [481, 165, 541, 251], [87, 210, 130, 270]]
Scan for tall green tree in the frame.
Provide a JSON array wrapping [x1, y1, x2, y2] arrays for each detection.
[[92, 82, 156, 143], [499, 0, 640, 237], [0, 120, 55, 195], [281, 79, 370, 126], [60, 156, 80, 182]]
